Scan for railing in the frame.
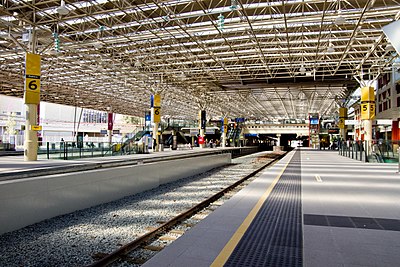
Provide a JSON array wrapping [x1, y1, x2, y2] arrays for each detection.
[[339, 140, 399, 163], [38, 141, 149, 160], [0, 142, 16, 151]]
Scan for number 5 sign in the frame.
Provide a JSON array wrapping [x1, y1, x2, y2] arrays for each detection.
[[361, 87, 375, 120], [24, 53, 41, 104]]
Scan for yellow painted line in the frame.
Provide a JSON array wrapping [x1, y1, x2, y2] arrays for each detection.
[[315, 174, 322, 182], [210, 152, 295, 267]]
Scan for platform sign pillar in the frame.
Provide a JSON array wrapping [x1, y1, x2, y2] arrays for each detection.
[[24, 53, 41, 161], [151, 94, 161, 152], [338, 107, 348, 142], [361, 86, 375, 154], [108, 112, 113, 144], [221, 117, 228, 148], [199, 110, 206, 148]]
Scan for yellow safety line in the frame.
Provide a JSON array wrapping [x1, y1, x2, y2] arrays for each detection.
[[210, 152, 295, 267]]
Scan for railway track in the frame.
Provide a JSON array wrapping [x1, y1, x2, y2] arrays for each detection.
[[89, 151, 286, 267]]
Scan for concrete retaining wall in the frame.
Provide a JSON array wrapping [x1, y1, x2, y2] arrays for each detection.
[[0, 153, 231, 234]]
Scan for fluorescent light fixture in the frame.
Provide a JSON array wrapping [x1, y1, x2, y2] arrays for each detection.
[[299, 65, 306, 74], [335, 15, 346, 25], [93, 42, 103, 48], [134, 60, 142, 67], [56, 0, 69, 15], [327, 42, 335, 53]]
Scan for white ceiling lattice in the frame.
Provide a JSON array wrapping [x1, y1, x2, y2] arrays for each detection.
[[0, 0, 399, 120]]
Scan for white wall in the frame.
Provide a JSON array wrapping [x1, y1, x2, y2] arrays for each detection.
[[0, 96, 139, 142], [0, 153, 231, 234], [41, 101, 78, 122], [0, 95, 24, 114]]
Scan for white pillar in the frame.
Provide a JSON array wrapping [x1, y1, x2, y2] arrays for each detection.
[[222, 132, 227, 148], [364, 120, 373, 154], [23, 52, 41, 161], [200, 128, 205, 148], [153, 122, 159, 152], [24, 104, 38, 161], [340, 128, 347, 141], [276, 134, 281, 147]]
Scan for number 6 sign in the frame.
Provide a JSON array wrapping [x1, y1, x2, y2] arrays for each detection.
[[24, 53, 41, 104]]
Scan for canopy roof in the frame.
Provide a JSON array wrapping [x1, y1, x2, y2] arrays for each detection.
[[0, 0, 399, 120]]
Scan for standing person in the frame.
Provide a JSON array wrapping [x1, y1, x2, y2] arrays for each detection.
[[153, 138, 157, 151]]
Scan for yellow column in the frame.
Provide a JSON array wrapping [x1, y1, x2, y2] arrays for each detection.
[[152, 94, 161, 152], [222, 117, 228, 148], [338, 107, 348, 141], [24, 53, 41, 161]]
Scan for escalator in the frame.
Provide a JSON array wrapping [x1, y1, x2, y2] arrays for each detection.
[[232, 127, 242, 147], [111, 130, 150, 154], [164, 130, 189, 148], [226, 127, 242, 147], [371, 142, 398, 163]]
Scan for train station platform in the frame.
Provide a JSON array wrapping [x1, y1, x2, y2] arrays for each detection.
[[144, 148, 400, 267], [0, 146, 256, 182], [0, 146, 257, 235]]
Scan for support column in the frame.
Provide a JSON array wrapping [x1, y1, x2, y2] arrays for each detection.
[[107, 112, 113, 144], [361, 86, 376, 155], [199, 110, 206, 148], [199, 128, 205, 148], [151, 94, 161, 152], [24, 53, 41, 161], [221, 117, 228, 148], [274, 133, 283, 151], [338, 107, 348, 142], [363, 120, 373, 141], [152, 122, 159, 152], [24, 104, 38, 161]]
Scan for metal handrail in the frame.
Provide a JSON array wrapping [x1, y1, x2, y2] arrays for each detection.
[[338, 140, 399, 163], [39, 141, 147, 160]]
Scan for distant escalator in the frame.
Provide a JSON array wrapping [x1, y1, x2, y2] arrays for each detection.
[[164, 131, 189, 147]]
